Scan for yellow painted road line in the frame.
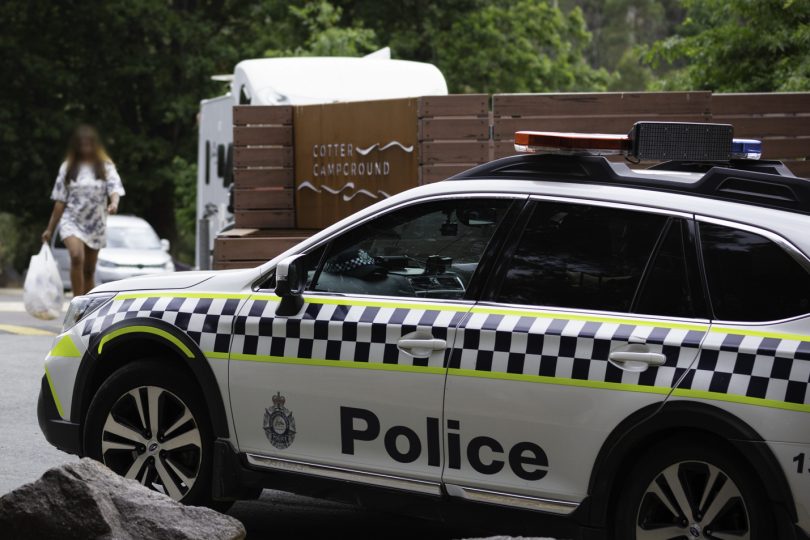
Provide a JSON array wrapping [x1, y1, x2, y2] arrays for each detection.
[[0, 324, 56, 336]]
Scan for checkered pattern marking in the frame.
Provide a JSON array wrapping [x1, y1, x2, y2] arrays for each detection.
[[80, 295, 244, 355], [231, 298, 466, 368], [77, 293, 810, 409], [450, 312, 706, 389], [684, 331, 810, 406]]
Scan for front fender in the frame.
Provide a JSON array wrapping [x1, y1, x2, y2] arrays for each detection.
[[71, 317, 230, 439]]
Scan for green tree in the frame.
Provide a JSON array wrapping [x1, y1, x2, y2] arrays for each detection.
[[433, 0, 609, 93], [647, 0, 810, 91]]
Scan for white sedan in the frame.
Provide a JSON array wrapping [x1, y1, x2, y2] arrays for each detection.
[[52, 215, 175, 290]]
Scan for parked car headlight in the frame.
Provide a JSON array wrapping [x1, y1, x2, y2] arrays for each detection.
[[63, 294, 115, 331], [97, 259, 118, 268]]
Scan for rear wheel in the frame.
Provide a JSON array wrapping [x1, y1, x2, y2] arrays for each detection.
[[84, 361, 222, 508], [614, 439, 773, 540]]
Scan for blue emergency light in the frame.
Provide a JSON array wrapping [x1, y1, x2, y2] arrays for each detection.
[[731, 138, 763, 160]]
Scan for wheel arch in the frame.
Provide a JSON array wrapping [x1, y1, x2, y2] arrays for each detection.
[[584, 400, 797, 530], [71, 318, 230, 442]]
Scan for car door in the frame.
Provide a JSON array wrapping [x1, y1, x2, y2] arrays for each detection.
[[442, 198, 711, 511], [229, 195, 519, 492]]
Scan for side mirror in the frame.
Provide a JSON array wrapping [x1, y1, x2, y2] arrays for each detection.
[[160, 238, 171, 252], [274, 254, 307, 316]]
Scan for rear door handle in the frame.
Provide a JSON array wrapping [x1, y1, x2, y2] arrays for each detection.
[[397, 338, 447, 357], [608, 351, 667, 366], [608, 343, 667, 372]]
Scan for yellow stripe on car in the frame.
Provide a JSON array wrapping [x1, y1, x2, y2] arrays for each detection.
[[98, 326, 194, 358], [49, 335, 81, 358], [44, 366, 65, 418]]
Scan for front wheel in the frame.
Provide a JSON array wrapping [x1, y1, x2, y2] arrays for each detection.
[[83, 360, 218, 507], [614, 439, 774, 540]]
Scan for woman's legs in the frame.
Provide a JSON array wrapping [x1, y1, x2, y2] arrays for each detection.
[[83, 245, 99, 294], [63, 236, 85, 295]]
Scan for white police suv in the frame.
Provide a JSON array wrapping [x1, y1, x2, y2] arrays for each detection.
[[39, 123, 810, 539]]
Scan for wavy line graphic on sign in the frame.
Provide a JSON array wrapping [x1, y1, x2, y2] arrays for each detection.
[[297, 180, 391, 202], [355, 141, 414, 156]]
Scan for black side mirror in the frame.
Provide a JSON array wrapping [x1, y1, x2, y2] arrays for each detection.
[[274, 254, 307, 316]]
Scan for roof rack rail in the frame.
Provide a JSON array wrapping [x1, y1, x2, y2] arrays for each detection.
[[648, 159, 798, 177], [447, 154, 810, 215]]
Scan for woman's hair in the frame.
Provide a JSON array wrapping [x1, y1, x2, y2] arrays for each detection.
[[65, 124, 112, 182]]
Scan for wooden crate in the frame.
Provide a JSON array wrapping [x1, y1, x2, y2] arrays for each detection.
[[232, 105, 295, 228], [213, 228, 317, 270]]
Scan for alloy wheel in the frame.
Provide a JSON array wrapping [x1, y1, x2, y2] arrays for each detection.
[[636, 461, 750, 539], [100, 386, 202, 501]]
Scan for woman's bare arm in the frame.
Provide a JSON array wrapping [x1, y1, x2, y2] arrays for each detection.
[[107, 192, 120, 214], [42, 201, 65, 243]]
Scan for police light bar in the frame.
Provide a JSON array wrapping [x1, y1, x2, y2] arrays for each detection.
[[515, 122, 762, 162]]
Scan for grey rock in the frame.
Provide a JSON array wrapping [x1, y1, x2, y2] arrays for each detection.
[[0, 458, 245, 540]]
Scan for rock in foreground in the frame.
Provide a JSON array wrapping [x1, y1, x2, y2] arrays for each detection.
[[0, 458, 245, 540]]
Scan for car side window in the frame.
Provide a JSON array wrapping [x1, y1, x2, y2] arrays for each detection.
[[634, 219, 706, 318], [496, 201, 666, 313], [309, 198, 512, 299], [699, 222, 810, 321]]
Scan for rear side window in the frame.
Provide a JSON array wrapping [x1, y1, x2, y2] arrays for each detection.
[[496, 201, 666, 312], [634, 219, 706, 319], [700, 222, 810, 321]]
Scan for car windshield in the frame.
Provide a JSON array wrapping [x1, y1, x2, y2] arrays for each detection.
[[106, 226, 162, 250]]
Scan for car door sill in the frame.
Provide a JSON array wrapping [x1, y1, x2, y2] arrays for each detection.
[[444, 483, 580, 514], [245, 453, 442, 496]]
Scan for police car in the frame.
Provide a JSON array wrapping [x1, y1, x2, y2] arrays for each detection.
[[39, 122, 810, 539]]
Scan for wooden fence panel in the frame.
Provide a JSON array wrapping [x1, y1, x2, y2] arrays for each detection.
[[493, 92, 712, 117], [233, 188, 294, 210], [711, 93, 810, 116], [417, 94, 490, 183], [233, 106, 293, 125], [216, 92, 810, 267], [232, 106, 295, 229], [233, 169, 294, 189], [712, 93, 810, 163], [492, 92, 712, 160]]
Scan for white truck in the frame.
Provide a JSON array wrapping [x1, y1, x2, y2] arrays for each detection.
[[196, 49, 448, 269]]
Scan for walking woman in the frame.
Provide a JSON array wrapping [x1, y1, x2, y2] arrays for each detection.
[[41, 125, 125, 295]]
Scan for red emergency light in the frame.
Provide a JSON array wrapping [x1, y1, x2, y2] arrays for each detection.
[[514, 131, 630, 156]]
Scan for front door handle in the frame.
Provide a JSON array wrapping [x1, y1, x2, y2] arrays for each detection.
[[397, 337, 447, 357]]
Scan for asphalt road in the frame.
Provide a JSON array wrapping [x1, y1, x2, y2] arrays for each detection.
[[0, 289, 529, 539]]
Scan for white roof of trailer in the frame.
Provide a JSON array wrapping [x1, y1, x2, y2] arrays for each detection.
[[231, 56, 448, 106]]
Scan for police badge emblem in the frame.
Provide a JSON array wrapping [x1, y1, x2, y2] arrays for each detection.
[[263, 392, 296, 449]]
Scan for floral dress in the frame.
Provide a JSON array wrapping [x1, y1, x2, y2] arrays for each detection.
[[51, 161, 126, 250]]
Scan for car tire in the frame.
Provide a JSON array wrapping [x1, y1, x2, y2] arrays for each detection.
[[83, 360, 227, 510], [614, 437, 774, 540]]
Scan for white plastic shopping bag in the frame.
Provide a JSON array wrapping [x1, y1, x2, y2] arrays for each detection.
[[23, 243, 64, 320]]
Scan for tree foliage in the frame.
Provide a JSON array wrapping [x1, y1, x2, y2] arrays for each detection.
[[646, 0, 810, 91], [1, 0, 806, 271], [0, 0, 607, 269], [434, 0, 609, 93]]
